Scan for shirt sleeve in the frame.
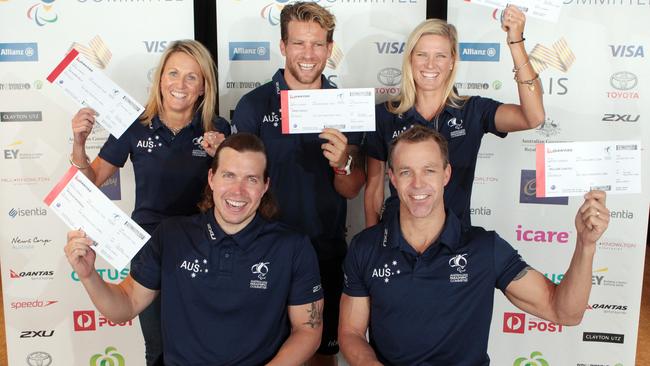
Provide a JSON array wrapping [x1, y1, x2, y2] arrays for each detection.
[[231, 95, 260, 135], [474, 96, 506, 138], [130, 224, 164, 291], [288, 235, 324, 305], [365, 103, 390, 161], [493, 232, 529, 291], [342, 235, 370, 297], [98, 131, 131, 168], [212, 116, 232, 136]]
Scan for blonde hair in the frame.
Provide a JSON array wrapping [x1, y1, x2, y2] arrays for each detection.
[[388, 19, 468, 115], [140, 39, 218, 132], [280, 1, 335, 43]]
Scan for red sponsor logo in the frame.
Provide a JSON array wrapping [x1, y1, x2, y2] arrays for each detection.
[[503, 312, 526, 333], [73, 310, 133, 332], [503, 312, 563, 334]]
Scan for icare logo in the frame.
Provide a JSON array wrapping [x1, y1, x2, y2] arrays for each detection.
[[503, 312, 563, 334], [27, 1, 58, 26], [90, 346, 125, 366], [515, 224, 569, 244], [73, 310, 133, 332]]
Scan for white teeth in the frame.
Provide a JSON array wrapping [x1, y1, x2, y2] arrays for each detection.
[[226, 199, 246, 208], [170, 91, 187, 99], [412, 194, 428, 200], [299, 63, 315, 70], [421, 72, 437, 79]]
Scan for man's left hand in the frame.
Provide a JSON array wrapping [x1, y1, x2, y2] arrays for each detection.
[[575, 190, 609, 246], [319, 128, 348, 169]]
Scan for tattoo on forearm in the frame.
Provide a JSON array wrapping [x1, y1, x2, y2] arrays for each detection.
[[303, 302, 323, 329], [513, 265, 534, 281]]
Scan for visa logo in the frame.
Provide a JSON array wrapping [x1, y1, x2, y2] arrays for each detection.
[[374, 41, 405, 54], [609, 45, 644, 58], [143, 40, 169, 53]]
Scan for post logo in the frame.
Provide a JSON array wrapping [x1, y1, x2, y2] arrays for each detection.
[[229, 42, 270, 61], [74, 310, 96, 331], [90, 347, 125, 366], [459, 43, 500, 61], [529, 38, 575, 74], [503, 312, 525, 333], [514, 351, 549, 366]]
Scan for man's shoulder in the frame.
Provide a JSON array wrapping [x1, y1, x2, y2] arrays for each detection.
[[460, 225, 497, 248], [259, 220, 312, 248], [156, 214, 203, 234], [350, 223, 387, 252], [239, 80, 276, 105]]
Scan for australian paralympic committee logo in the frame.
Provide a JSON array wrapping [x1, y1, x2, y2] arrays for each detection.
[[260, 0, 291, 25], [27, 1, 58, 26]]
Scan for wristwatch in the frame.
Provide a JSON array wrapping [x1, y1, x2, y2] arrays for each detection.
[[334, 155, 353, 176]]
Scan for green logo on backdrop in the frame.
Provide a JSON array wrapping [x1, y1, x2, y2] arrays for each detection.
[[514, 351, 549, 366], [90, 346, 125, 366]]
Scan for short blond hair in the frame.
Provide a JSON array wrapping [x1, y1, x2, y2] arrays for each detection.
[[280, 2, 335, 43]]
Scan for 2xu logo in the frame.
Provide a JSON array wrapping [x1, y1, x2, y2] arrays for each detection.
[[602, 114, 639, 122], [20, 330, 54, 338]]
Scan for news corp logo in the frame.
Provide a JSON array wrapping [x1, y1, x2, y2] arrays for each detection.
[[229, 42, 270, 61], [459, 43, 500, 62], [503, 312, 563, 334], [0, 42, 38, 62], [73, 310, 133, 331]]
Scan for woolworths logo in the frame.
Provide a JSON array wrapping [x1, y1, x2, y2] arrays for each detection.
[[90, 346, 124, 366], [514, 351, 549, 366]]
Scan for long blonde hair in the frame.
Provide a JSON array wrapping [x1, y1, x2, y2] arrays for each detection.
[[388, 19, 468, 115], [140, 39, 218, 132]]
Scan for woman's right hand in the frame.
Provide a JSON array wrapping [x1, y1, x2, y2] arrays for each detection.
[[72, 108, 97, 146]]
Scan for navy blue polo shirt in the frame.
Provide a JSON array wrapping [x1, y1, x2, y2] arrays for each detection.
[[232, 69, 362, 260], [131, 211, 323, 365], [99, 113, 230, 227], [343, 211, 528, 365], [365, 96, 504, 228]]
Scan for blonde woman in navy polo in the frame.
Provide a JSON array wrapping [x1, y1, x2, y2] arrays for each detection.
[[68, 40, 230, 366], [364, 7, 545, 229]]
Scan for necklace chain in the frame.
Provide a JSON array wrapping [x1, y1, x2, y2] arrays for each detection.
[[161, 120, 189, 136]]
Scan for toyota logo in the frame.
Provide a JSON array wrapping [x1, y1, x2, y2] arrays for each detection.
[[610, 71, 638, 90], [377, 67, 402, 86], [26, 351, 52, 366]]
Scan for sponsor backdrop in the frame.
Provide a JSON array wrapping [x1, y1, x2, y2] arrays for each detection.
[[0, 1, 193, 365], [216, 0, 427, 261], [448, 1, 650, 365]]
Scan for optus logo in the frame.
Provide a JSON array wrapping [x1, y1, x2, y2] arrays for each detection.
[[27, 1, 58, 26], [513, 351, 549, 366], [90, 346, 124, 366], [71, 268, 129, 282]]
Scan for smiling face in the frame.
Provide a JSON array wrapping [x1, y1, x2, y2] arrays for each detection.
[[208, 147, 269, 234], [280, 20, 333, 90], [410, 34, 455, 95], [389, 139, 451, 220], [159, 51, 204, 118]]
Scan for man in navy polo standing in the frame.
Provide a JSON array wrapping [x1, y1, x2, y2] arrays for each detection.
[[338, 125, 610, 365], [65, 133, 324, 365], [232, 3, 365, 365]]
